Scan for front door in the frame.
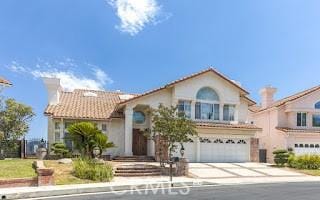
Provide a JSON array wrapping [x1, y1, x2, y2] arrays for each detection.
[[132, 129, 147, 155]]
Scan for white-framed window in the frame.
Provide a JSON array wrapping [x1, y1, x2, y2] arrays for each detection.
[[178, 100, 191, 118], [195, 87, 220, 121], [223, 105, 235, 121], [313, 114, 320, 127], [195, 102, 219, 120], [297, 112, 307, 127], [55, 122, 60, 130], [101, 124, 107, 132], [54, 132, 60, 142]]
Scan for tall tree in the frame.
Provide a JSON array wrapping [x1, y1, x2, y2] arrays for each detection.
[[0, 98, 35, 155], [150, 104, 197, 160]]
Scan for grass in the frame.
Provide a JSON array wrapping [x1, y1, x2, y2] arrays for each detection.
[[0, 159, 36, 179], [295, 169, 320, 176], [44, 160, 99, 185]]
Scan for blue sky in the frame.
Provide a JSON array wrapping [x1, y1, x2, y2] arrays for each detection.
[[0, 0, 320, 139]]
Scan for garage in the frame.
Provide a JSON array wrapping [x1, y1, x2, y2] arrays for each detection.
[[174, 137, 251, 163], [294, 143, 320, 155]]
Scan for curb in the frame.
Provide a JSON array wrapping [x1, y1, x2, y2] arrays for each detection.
[[2, 181, 212, 200]]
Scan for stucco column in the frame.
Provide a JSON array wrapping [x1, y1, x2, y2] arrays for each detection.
[[234, 104, 239, 123], [191, 101, 196, 120], [124, 108, 133, 156], [59, 118, 64, 142], [148, 115, 155, 156], [196, 137, 201, 162], [219, 104, 224, 121]]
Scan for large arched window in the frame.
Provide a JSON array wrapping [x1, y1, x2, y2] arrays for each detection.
[[196, 87, 219, 101], [195, 87, 220, 121], [315, 101, 320, 109]]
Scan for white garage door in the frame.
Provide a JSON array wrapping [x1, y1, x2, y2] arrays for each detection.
[[200, 138, 250, 163], [294, 143, 320, 155], [173, 137, 250, 163], [173, 141, 196, 162]]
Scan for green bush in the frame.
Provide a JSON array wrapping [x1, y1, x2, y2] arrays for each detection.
[[273, 149, 289, 166], [288, 154, 320, 169], [51, 143, 70, 158], [73, 158, 114, 181]]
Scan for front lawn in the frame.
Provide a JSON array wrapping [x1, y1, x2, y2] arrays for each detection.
[[45, 160, 98, 185], [0, 159, 36, 179]]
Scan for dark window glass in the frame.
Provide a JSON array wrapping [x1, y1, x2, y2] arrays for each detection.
[[315, 101, 320, 109], [313, 115, 320, 127], [297, 113, 307, 127], [133, 111, 146, 124]]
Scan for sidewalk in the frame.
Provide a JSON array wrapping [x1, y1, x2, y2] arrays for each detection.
[[1, 175, 320, 200]]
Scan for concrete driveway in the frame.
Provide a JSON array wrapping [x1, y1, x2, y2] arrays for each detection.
[[189, 163, 305, 178]]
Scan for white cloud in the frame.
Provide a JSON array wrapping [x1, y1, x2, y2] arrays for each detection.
[[7, 60, 113, 92], [108, 0, 161, 35]]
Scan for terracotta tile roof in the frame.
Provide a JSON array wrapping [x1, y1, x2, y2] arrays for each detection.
[[252, 85, 320, 113], [195, 121, 262, 130], [120, 67, 252, 105], [0, 77, 12, 86], [276, 127, 320, 133], [44, 89, 126, 120]]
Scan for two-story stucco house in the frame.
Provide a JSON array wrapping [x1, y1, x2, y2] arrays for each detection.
[[250, 86, 320, 162], [44, 68, 261, 163]]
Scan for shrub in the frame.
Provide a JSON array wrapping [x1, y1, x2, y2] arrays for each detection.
[[73, 158, 114, 181], [51, 143, 70, 158], [273, 149, 289, 166], [288, 154, 320, 169]]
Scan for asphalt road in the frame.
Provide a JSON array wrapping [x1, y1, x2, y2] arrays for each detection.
[[36, 182, 320, 200]]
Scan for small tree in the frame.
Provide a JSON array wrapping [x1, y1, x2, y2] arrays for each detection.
[[67, 122, 115, 158], [51, 142, 70, 158], [149, 104, 197, 160], [0, 98, 35, 157], [273, 149, 290, 167]]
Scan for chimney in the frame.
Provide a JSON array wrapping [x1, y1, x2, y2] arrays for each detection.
[[42, 77, 62, 105], [259, 86, 277, 108]]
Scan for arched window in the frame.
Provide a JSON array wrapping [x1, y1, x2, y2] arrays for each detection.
[[196, 87, 219, 101], [133, 111, 145, 124], [315, 101, 320, 109], [195, 87, 220, 120]]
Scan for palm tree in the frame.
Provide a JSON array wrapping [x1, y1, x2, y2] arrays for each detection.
[[67, 122, 115, 157]]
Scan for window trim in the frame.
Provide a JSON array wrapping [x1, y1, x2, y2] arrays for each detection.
[[223, 104, 236, 121], [195, 102, 220, 121], [297, 112, 307, 127], [177, 100, 192, 118]]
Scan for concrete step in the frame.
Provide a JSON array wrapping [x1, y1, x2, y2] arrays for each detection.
[[112, 160, 155, 162], [115, 169, 161, 173], [114, 172, 161, 177], [114, 164, 162, 177]]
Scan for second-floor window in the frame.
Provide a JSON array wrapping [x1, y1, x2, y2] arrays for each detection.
[[178, 100, 191, 118], [223, 105, 235, 121], [195, 87, 220, 121], [313, 115, 320, 127], [297, 112, 307, 127], [195, 102, 219, 120]]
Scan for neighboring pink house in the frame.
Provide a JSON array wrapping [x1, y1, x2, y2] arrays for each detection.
[[250, 86, 320, 162]]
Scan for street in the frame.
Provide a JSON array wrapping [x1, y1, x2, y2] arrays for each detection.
[[31, 182, 320, 200]]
